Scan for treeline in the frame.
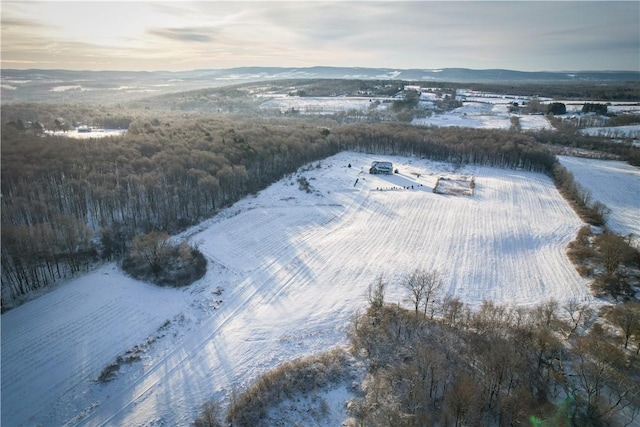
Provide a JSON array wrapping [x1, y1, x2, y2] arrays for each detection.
[[1, 103, 134, 130], [552, 164, 611, 226], [1, 115, 340, 308], [462, 81, 640, 101], [331, 123, 557, 173], [530, 127, 640, 166], [219, 348, 352, 426], [568, 227, 640, 301]]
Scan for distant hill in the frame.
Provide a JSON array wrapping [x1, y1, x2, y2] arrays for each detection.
[[183, 66, 640, 83], [2, 67, 638, 104]]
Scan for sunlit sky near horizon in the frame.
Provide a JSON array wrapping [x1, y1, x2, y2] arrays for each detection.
[[1, 1, 639, 72]]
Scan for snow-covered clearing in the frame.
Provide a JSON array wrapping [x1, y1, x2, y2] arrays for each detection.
[[258, 96, 391, 114], [411, 102, 513, 129], [45, 129, 128, 139], [518, 114, 554, 131], [410, 90, 553, 131], [2, 152, 592, 426], [558, 156, 640, 246]]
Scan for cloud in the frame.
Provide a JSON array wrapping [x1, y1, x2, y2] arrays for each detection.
[[1, 0, 637, 71], [148, 27, 215, 43], [1, 18, 45, 30]]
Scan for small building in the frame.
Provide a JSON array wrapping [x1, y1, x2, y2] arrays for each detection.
[[369, 161, 393, 175]]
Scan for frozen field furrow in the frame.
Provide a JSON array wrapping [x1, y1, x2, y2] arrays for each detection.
[[2, 152, 596, 426]]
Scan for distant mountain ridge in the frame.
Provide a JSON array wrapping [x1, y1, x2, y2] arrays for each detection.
[[191, 66, 640, 82], [2, 66, 638, 104], [4, 66, 639, 83]]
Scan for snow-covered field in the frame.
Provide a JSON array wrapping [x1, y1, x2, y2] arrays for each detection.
[[257, 90, 638, 134], [412, 102, 514, 129], [518, 114, 554, 131], [2, 152, 593, 426], [45, 129, 128, 139], [558, 156, 640, 246], [258, 96, 391, 114]]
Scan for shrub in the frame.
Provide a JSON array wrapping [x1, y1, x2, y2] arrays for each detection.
[[297, 176, 312, 193], [194, 401, 224, 427], [582, 103, 608, 115], [226, 348, 350, 426], [121, 232, 206, 287], [97, 353, 142, 383], [547, 102, 567, 115]]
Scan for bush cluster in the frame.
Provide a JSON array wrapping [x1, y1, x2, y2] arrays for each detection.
[[566, 227, 640, 301], [224, 348, 350, 426], [121, 231, 206, 287]]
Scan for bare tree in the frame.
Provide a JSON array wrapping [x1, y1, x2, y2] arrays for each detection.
[[442, 295, 465, 327], [598, 233, 627, 276], [573, 324, 628, 422], [472, 300, 513, 335], [531, 299, 560, 331], [128, 231, 171, 279], [563, 300, 596, 339], [442, 373, 479, 426], [194, 400, 224, 427], [591, 201, 611, 226], [420, 270, 442, 317], [607, 302, 640, 349], [402, 269, 426, 315]]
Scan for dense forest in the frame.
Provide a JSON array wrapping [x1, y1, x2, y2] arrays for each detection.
[[0, 114, 339, 307]]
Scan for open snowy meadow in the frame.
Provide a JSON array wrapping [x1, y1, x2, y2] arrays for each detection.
[[2, 152, 595, 426], [558, 155, 640, 247]]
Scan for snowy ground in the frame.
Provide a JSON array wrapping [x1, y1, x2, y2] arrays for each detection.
[[2, 152, 593, 426], [258, 96, 392, 114], [411, 102, 514, 129], [45, 129, 128, 139], [558, 156, 640, 246], [256, 90, 638, 134], [518, 114, 554, 131]]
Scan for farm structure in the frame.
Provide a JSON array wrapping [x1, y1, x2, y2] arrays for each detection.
[[433, 176, 476, 196], [369, 161, 393, 175]]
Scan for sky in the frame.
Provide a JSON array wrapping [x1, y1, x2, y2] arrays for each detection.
[[1, 1, 639, 72]]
